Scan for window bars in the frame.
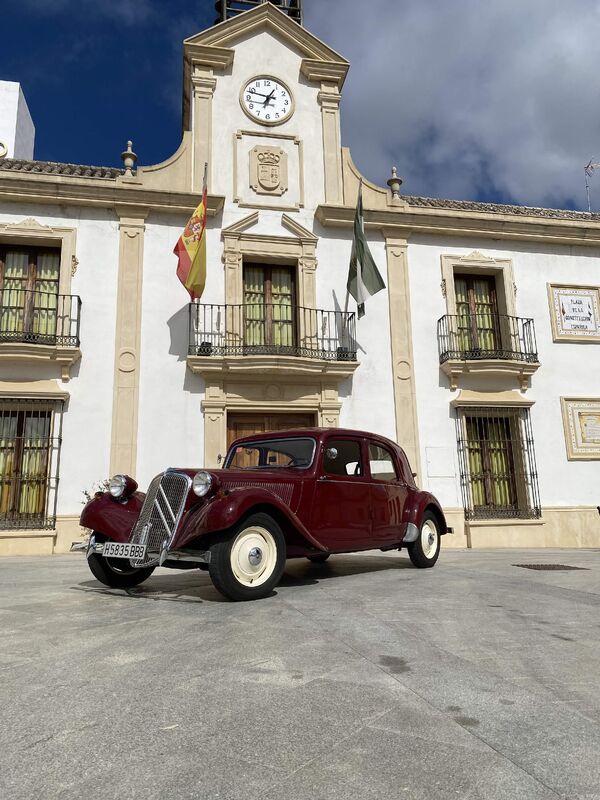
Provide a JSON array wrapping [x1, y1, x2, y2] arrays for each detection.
[[0, 400, 64, 530], [455, 406, 541, 520]]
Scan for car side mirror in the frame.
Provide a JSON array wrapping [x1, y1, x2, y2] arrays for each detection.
[[326, 447, 338, 460]]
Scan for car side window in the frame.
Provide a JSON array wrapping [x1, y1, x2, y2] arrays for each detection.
[[368, 444, 399, 482], [323, 439, 363, 477]]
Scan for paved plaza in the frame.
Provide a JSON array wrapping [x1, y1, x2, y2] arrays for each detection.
[[1, 548, 600, 799]]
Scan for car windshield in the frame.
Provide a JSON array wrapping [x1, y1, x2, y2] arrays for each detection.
[[225, 437, 315, 470]]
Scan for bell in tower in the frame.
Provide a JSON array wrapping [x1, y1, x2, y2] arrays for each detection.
[[214, 0, 303, 26]]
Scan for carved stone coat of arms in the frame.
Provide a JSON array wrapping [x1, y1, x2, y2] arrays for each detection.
[[249, 145, 288, 196]]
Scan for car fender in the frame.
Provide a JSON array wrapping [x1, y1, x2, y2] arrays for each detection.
[[403, 490, 449, 536], [174, 486, 328, 552], [79, 491, 145, 543]]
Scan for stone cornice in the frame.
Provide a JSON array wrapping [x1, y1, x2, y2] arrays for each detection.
[[315, 203, 600, 247], [184, 43, 235, 71], [302, 60, 349, 91], [187, 353, 358, 380], [0, 172, 225, 216]]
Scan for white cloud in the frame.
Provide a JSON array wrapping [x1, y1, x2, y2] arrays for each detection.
[[305, 0, 600, 209]]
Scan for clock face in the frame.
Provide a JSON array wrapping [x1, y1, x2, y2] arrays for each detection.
[[240, 76, 294, 126]]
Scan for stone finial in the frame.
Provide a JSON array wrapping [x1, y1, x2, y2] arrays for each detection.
[[387, 166, 403, 200], [120, 140, 137, 176]]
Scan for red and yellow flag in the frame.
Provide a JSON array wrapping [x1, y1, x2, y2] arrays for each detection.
[[174, 164, 208, 300]]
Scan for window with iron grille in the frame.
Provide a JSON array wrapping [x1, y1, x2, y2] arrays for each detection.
[[0, 400, 64, 530], [455, 406, 541, 520]]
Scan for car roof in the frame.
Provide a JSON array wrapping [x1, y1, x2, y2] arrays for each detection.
[[230, 427, 403, 453]]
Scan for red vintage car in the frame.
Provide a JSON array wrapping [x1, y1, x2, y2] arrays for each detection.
[[73, 428, 451, 601]]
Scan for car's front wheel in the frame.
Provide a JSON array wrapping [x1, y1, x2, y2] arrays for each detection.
[[407, 512, 441, 568], [87, 550, 156, 588], [208, 513, 286, 601]]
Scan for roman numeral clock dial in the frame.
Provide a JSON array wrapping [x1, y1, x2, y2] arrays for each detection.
[[240, 76, 294, 126]]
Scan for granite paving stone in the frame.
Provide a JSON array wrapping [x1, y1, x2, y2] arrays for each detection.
[[0, 548, 599, 799]]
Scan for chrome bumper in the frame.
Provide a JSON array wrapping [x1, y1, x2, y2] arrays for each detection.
[[70, 535, 211, 564]]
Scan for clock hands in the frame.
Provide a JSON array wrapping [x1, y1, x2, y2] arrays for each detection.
[[262, 89, 276, 107]]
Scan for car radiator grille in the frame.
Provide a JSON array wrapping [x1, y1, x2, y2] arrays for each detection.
[[129, 471, 191, 566]]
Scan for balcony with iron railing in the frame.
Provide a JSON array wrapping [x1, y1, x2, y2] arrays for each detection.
[[0, 289, 82, 380], [187, 302, 358, 378], [437, 313, 540, 390]]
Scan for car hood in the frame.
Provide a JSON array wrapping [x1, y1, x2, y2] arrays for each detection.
[[167, 467, 309, 514]]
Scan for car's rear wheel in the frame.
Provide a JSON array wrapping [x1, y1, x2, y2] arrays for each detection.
[[87, 549, 156, 588], [307, 553, 330, 563], [407, 512, 441, 568], [208, 513, 286, 601]]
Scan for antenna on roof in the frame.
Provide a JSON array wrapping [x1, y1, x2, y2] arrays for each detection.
[[584, 159, 600, 212]]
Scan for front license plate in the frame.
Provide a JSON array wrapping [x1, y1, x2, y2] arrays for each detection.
[[103, 542, 147, 560]]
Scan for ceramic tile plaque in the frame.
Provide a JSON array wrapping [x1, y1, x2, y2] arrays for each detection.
[[561, 397, 600, 460], [548, 284, 600, 342]]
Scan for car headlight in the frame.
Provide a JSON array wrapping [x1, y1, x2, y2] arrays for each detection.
[[108, 474, 138, 499], [192, 470, 213, 497], [109, 474, 127, 498]]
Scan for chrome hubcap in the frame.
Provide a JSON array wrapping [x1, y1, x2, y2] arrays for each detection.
[[421, 521, 439, 559], [248, 547, 263, 567]]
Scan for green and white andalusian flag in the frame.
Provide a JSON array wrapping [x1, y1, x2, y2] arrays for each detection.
[[346, 181, 386, 318]]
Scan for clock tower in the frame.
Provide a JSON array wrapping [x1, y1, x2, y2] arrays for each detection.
[[214, 0, 303, 25]]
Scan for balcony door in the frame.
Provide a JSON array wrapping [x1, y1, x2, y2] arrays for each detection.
[[243, 264, 296, 353], [0, 246, 60, 342], [454, 274, 499, 354]]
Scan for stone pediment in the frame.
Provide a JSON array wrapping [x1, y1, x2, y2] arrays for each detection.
[[221, 211, 316, 243], [184, 3, 349, 88]]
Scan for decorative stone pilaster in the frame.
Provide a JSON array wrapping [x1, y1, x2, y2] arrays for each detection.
[[318, 82, 344, 205], [110, 209, 147, 476], [191, 65, 217, 193], [382, 232, 422, 483], [201, 382, 227, 468], [319, 383, 341, 427]]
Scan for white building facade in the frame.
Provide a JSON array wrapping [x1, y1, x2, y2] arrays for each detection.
[[1, 3, 599, 555]]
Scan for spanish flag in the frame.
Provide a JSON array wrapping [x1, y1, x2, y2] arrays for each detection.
[[174, 163, 208, 300]]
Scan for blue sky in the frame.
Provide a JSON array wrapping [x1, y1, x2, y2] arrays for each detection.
[[2, 0, 213, 169], [3, 0, 600, 210]]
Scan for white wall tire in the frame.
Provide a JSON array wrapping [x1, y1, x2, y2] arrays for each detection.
[[208, 513, 286, 601], [407, 512, 441, 568], [229, 526, 278, 588]]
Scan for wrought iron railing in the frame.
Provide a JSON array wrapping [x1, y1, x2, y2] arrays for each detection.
[[455, 406, 541, 520], [189, 303, 357, 361], [0, 289, 81, 347], [437, 314, 538, 364], [214, 0, 303, 25]]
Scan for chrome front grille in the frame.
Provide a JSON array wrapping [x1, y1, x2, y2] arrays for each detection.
[[129, 471, 191, 565]]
